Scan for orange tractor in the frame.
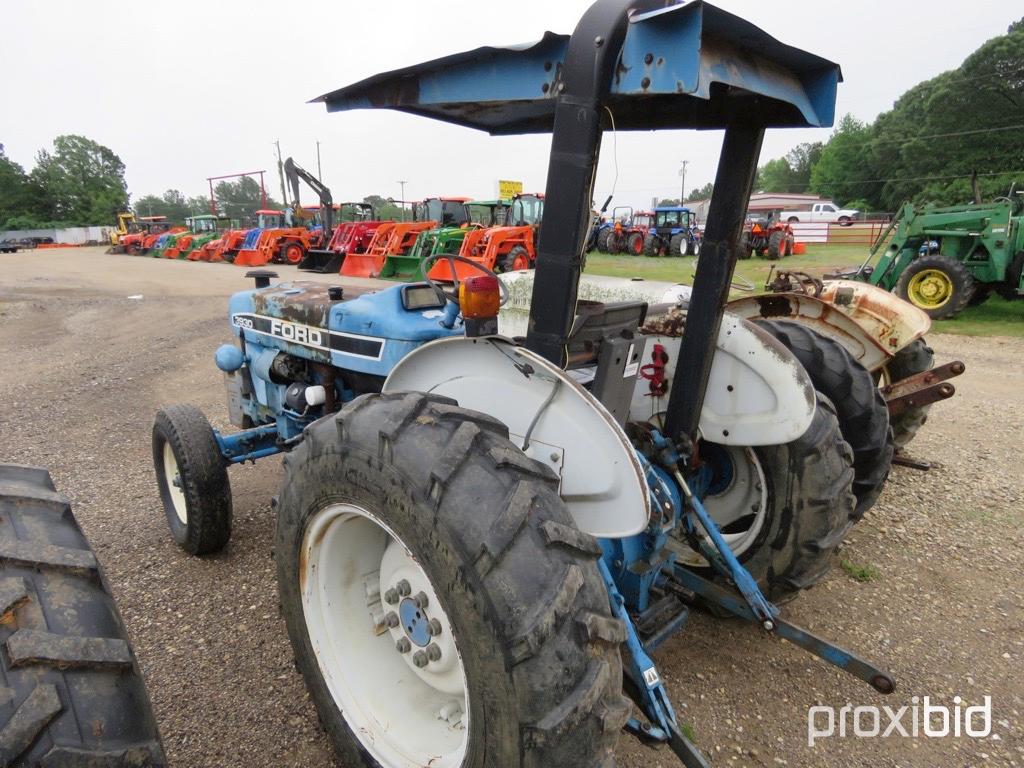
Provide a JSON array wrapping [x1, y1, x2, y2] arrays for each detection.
[[739, 213, 795, 259], [232, 209, 319, 267], [188, 211, 283, 263], [427, 192, 543, 281], [120, 216, 181, 255], [340, 197, 468, 279]]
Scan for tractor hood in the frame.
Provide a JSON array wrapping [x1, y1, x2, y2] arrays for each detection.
[[313, 1, 841, 133]]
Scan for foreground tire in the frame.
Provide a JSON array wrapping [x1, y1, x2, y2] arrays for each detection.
[[757, 320, 892, 522], [673, 393, 854, 602], [767, 230, 785, 259], [596, 228, 611, 252], [153, 405, 232, 555], [0, 465, 166, 766], [738, 231, 753, 259], [669, 233, 684, 256], [881, 339, 935, 449], [895, 254, 975, 319], [277, 392, 628, 768]]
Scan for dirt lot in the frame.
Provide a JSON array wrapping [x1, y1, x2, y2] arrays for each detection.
[[1, 247, 1021, 768]]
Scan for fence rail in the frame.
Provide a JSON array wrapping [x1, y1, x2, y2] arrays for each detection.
[[790, 221, 891, 246]]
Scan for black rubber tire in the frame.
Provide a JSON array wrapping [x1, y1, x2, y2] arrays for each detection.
[[967, 285, 991, 306], [995, 251, 1024, 300], [626, 231, 645, 255], [596, 228, 612, 253], [643, 234, 660, 256], [882, 338, 935, 450], [894, 254, 975, 319], [679, 393, 854, 603], [738, 231, 753, 259], [757, 320, 893, 522], [767, 231, 785, 259], [0, 464, 166, 766], [498, 244, 531, 272], [153, 404, 232, 555], [838, 215, 852, 226], [669, 233, 684, 256], [276, 392, 629, 768], [606, 231, 623, 254], [684, 235, 697, 256]]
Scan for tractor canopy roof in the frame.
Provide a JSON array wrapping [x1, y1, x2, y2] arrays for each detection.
[[655, 206, 692, 212], [313, 0, 840, 135], [255, 209, 285, 215]]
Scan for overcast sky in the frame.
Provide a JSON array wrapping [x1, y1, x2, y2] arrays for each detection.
[[1, 1, 1015, 212]]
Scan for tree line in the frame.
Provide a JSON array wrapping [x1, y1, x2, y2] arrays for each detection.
[[752, 16, 1023, 212]]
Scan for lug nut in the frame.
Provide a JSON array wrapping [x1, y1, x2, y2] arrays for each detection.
[[413, 650, 428, 668], [429, 618, 442, 636], [396, 579, 412, 597], [413, 591, 429, 610], [762, 620, 775, 632], [426, 643, 442, 662], [395, 638, 411, 654], [385, 612, 399, 629], [384, 588, 399, 605]]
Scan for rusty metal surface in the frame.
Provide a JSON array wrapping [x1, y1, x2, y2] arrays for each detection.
[[882, 360, 966, 416]]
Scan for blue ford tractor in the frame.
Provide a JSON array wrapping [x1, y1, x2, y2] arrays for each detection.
[[644, 205, 701, 256], [153, 3, 893, 766]]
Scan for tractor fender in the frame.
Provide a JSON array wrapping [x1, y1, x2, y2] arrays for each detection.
[[725, 279, 930, 373], [631, 315, 816, 447], [383, 336, 651, 539]]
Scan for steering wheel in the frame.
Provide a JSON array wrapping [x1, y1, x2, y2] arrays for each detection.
[[420, 252, 510, 307]]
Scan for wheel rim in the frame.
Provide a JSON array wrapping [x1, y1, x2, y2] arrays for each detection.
[[675, 445, 768, 567], [285, 245, 302, 263], [301, 503, 469, 767], [162, 443, 187, 524], [513, 254, 529, 270], [907, 268, 953, 309]]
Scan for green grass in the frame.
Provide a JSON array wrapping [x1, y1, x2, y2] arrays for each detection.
[[932, 294, 1024, 338], [840, 559, 881, 583], [583, 243, 1024, 337]]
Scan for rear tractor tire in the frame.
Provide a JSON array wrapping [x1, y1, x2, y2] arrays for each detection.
[[153, 404, 232, 555], [0, 465, 166, 766], [738, 231, 753, 259], [669, 233, 684, 256], [627, 232, 645, 255], [757, 320, 892, 522], [276, 392, 629, 768], [767, 231, 785, 259], [596, 228, 612, 253], [672, 392, 855, 603], [881, 338, 935, 450], [281, 240, 305, 265], [643, 234, 660, 256]]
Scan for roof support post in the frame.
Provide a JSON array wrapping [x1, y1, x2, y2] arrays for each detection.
[[662, 125, 765, 445], [524, 0, 653, 367]]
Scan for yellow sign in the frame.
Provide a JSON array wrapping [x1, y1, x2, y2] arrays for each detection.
[[498, 180, 523, 199]]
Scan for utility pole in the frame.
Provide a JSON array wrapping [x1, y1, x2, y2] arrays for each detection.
[[274, 140, 287, 208], [398, 180, 407, 221], [316, 141, 323, 181], [679, 159, 689, 203]]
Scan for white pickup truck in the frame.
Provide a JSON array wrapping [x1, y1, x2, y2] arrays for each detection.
[[779, 201, 859, 225]]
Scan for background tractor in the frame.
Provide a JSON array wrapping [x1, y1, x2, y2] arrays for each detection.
[[739, 213, 795, 259], [119, 216, 177, 255], [106, 210, 136, 252], [844, 189, 1024, 318], [152, 5, 896, 767], [644, 205, 701, 256], [606, 206, 654, 254], [298, 202, 384, 273], [338, 197, 467, 278], [427, 192, 543, 281]]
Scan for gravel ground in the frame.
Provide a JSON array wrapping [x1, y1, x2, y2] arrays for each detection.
[[1, 247, 1021, 768]]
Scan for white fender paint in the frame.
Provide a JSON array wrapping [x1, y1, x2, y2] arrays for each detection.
[[499, 272, 815, 446], [384, 337, 651, 538]]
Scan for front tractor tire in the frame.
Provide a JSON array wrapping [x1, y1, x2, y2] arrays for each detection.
[[280, 240, 305, 265], [276, 392, 628, 768], [895, 254, 975, 319], [153, 405, 232, 555]]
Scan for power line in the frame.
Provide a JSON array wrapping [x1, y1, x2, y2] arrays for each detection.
[[821, 169, 1024, 186], [868, 123, 1024, 146]]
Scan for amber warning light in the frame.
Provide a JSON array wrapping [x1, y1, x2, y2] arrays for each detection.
[[459, 275, 501, 336]]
